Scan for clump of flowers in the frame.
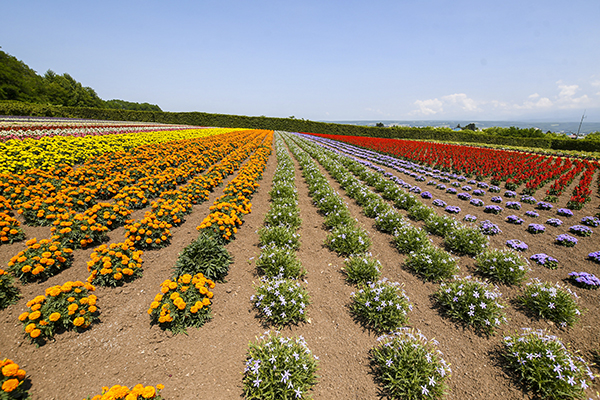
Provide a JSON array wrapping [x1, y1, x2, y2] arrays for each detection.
[[479, 220, 501, 235], [325, 225, 371, 256], [259, 224, 301, 249], [506, 201, 521, 210], [484, 205, 503, 215], [256, 244, 304, 279], [84, 384, 165, 400], [489, 185, 501, 193], [462, 185, 472, 191], [556, 234, 578, 247], [0, 269, 20, 310], [589, 251, 600, 264], [343, 254, 382, 285], [536, 201, 553, 211], [446, 187, 457, 195], [506, 239, 528, 252], [0, 354, 29, 398], [519, 279, 581, 327], [425, 214, 459, 237], [252, 277, 310, 327], [444, 225, 489, 256], [407, 203, 435, 221], [476, 248, 530, 285], [557, 208, 574, 217], [374, 208, 405, 234], [50, 212, 110, 249], [18, 281, 99, 343], [568, 272, 600, 290], [87, 241, 143, 287], [581, 216, 600, 227], [445, 205, 461, 214], [124, 213, 172, 250], [527, 223, 545, 234], [525, 210, 539, 218], [457, 192, 472, 201], [521, 195, 537, 204], [8, 238, 74, 283], [502, 329, 595, 400], [473, 189, 485, 196], [242, 331, 318, 400], [530, 253, 559, 269], [393, 224, 431, 254], [463, 214, 477, 222], [504, 190, 517, 198], [546, 218, 563, 227], [420, 191, 432, 199], [84, 202, 132, 231], [0, 212, 25, 245], [506, 215, 524, 225], [350, 279, 412, 333], [435, 276, 507, 335], [404, 246, 459, 282], [148, 273, 214, 334], [490, 196, 502, 203], [371, 328, 451, 399], [470, 198, 484, 207], [432, 199, 447, 208], [569, 225, 593, 237]]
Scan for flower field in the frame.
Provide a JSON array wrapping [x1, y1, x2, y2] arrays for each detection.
[[0, 118, 599, 399]]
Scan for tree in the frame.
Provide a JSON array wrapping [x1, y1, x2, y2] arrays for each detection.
[[376, 122, 384, 127]]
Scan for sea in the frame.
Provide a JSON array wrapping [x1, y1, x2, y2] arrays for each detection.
[[330, 120, 600, 136]]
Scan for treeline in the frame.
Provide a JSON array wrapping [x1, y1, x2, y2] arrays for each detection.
[[1, 100, 599, 153], [0, 49, 161, 111]]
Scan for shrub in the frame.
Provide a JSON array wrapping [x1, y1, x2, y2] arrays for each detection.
[[557, 208, 574, 217], [18, 281, 99, 343], [242, 332, 318, 400], [490, 196, 502, 203], [124, 213, 172, 250], [530, 253, 559, 269], [350, 279, 412, 333], [86, 241, 143, 287], [173, 232, 233, 282], [525, 210, 539, 218], [8, 238, 74, 283], [463, 214, 477, 222], [470, 198, 484, 207], [536, 201, 553, 210], [0, 212, 26, 245], [259, 224, 301, 249], [256, 244, 304, 278], [445, 205, 461, 214], [371, 328, 451, 399], [444, 225, 489, 256], [393, 224, 431, 254], [520, 195, 537, 204], [435, 276, 507, 335], [148, 273, 214, 334], [393, 192, 419, 210], [519, 279, 581, 327], [50, 212, 110, 249], [506, 201, 521, 210], [568, 272, 600, 290], [363, 198, 391, 219], [502, 329, 594, 400], [475, 248, 529, 285], [343, 254, 382, 285], [252, 277, 310, 326], [0, 269, 20, 310], [325, 225, 371, 256], [425, 214, 459, 237], [405, 247, 459, 282]]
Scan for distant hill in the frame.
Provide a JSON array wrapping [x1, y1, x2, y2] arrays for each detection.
[[0, 49, 161, 111]]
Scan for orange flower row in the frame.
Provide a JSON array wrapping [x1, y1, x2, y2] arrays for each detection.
[[1, 355, 28, 396], [0, 212, 25, 244], [87, 241, 144, 287], [85, 383, 165, 400], [8, 238, 74, 283]]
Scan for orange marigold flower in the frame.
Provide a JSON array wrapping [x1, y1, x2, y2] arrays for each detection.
[[49, 312, 61, 322], [15, 369, 26, 380], [1, 363, 18, 377], [28, 311, 41, 320], [25, 323, 35, 333], [30, 329, 41, 338], [157, 384, 164, 390], [1, 378, 19, 393], [67, 303, 78, 312], [89, 305, 97, 313], [73, 317, 85, 327], [18, 312, 29, 321], [142, 385, 156, 398]]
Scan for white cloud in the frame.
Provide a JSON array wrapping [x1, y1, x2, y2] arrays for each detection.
[[528, 93, 540, 99], [410, 93, 480, 116], [412, 98, 444, 115]]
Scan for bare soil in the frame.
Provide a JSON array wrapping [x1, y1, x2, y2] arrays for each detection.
[[1, 135, 599, 400]]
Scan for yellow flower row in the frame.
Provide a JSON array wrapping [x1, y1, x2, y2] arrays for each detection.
[[0, 127, 242, 173], [85, 383, 164, 400]]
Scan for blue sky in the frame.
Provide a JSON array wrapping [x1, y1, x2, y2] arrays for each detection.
[[2, 1, 599, 121]]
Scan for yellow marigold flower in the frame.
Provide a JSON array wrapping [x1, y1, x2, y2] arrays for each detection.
[[142, 386, 156, 398], [160, 285, 169, 294], [180, 274, 191, 284], [30, 304, 41, 311], [114, 273, 123, 280], [68, 303, 78, 312], [48, 286, 62, 297], [190, 307, 198, 314], [89, 305, 97, 313], [15, 369, 25, 380], [1, 378, 19, 393], [28, 311, 41, 320], [169, 292, 179, 300], [202, 298, 211, 306], [150, 301, 160, 309], [18, 312, 29, 321], [73, 317, 85, 327], [207, 291, 214, 299], [1, 363, 18, 377], [49, 312, 61, 322], [168, 281, 177, 290], [30, 329, 41, 338], [154, 294, 163, 302], [156, 384, 164, 390]]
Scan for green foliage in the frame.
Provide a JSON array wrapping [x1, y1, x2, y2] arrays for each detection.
[[263, 202, 301, 230], [424, 214, 459, 237], [104, 99, 161, 111], [350, 279, 412, 333], [519, 279, 582, 328], [323, 209, 356, 229], [243, 333, 319, 400], [173, 232, 233, 282], [374, 208, 406, 234], [435, 276, 507, 336], [252, 277, 310, 327], [0, 271, 20, 310], [407, 203, 435, 221], [502, 329, 594, 400], [393, 224, 431, 254], [343, 254, 382, 285], [404, 246, 459, 282], [475, 248, 530, 285], [371, 328, 451, 399], [256, 244, 304, 279], [444, 225, 489, 256], [259, 225, 301, 249], [325, 225, 371, 256]]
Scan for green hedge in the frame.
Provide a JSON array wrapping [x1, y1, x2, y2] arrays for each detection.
[[2, 100, 599, 152]]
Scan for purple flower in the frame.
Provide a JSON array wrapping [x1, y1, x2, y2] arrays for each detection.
[[530, 253, 558, 269], [581, 216, 600, 227], [556, 234, 577, 247], [446, 187, 457, 194], [491, 196, 502, 203], [473, 189, 486, 196], [506, 239, 528, 251], [462, 185, 472, 191], [480, 220, 501, 235], [445, 205, 461, 214], [536, 201, 553, 210], [489, 185, 501, 193], [457, 192, 472, 201], [421, 191, 432, 199], [464, 214, 477, 222], [569, 225, 593, 237], [568, 271, 600, 289], [546, 218, 563, 227], [589, 251, 600, 264], [557, 208, 574, 217], [506, 215, 524, 225], [470, 198, 484, 207], [433, 199, 447, 207], [527, 223, 545, 234], [520, 195, 537, 204], [484, 205, 503, 215], [506, 201, 521, 210], [525, 210, 539, 218], [504, 190, 517, 198]]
